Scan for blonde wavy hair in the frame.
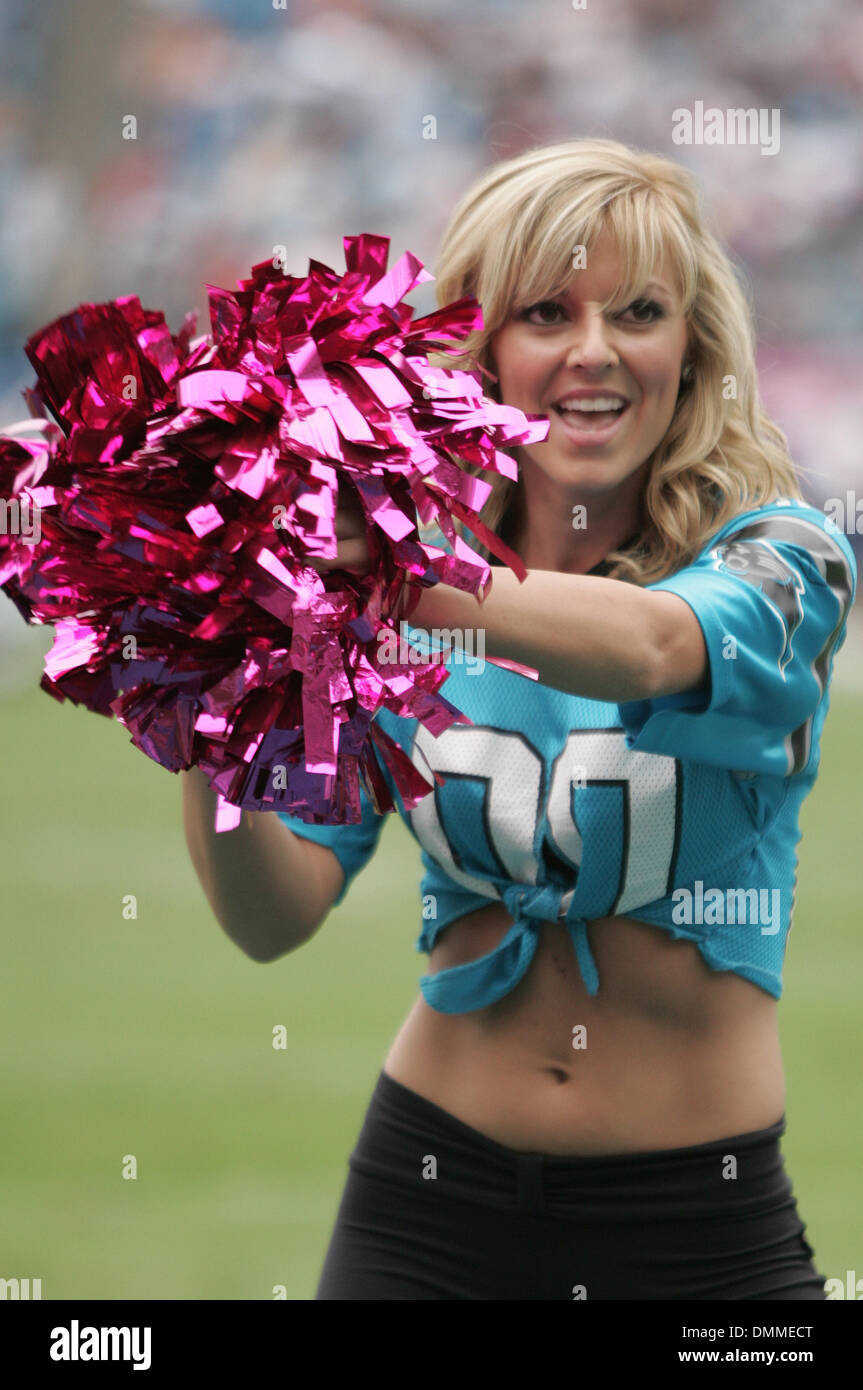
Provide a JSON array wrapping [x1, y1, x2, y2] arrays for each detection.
[[427, 137, 803, 585]]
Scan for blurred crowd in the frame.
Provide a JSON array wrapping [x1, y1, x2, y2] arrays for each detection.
[[0, 0, 861, 684]]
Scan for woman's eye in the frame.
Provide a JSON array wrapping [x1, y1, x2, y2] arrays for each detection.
[[522, 300, 565, 325], [621, 298, 664, 324], [520, 297, 664, 326]]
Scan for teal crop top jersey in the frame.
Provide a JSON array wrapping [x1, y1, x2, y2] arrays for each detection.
[[277, 498, 856, 1014]]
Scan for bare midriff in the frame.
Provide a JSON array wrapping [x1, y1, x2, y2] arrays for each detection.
[[382, 902, 785, 1155]]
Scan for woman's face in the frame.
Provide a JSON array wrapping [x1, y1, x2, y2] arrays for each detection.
[[488, 234, 689, 514]]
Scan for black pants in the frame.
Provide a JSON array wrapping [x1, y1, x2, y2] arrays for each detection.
[[316, 1070, 827, 1300]]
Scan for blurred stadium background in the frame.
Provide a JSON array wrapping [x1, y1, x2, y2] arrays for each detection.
[[0, 0, 860, 1299]]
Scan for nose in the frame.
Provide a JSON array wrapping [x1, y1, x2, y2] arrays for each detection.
[[563, 307, 619, 372]]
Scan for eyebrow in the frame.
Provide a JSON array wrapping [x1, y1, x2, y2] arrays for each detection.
[[640, 280, 674, 299], [549, 278, 676, 304]]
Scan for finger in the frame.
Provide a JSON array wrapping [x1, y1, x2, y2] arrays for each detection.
[[306, 538, 371, 573], [333, 507, 366, 541]]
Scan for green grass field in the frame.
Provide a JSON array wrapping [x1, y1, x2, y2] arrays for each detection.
[[1, 641, 861, 1300]]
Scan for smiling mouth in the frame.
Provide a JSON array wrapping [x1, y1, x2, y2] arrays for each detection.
[[551, 399, 630, 433]]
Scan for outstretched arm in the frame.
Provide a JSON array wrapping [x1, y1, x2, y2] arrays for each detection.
[[305, 494, 708, 703], [408, 567, 708, 703]]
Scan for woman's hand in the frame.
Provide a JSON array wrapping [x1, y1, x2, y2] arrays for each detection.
[[305, 482, 373, 576], [302, 482, 422, 623]]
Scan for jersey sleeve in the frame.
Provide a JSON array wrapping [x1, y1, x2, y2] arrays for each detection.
[[277, 776, 388, 905], [617, 506, 857, 776]]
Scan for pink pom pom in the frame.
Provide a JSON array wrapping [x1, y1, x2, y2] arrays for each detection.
[[0, 235, 548, 827]]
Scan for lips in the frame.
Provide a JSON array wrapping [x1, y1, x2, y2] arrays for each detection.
[[550, 397, 631, 443]]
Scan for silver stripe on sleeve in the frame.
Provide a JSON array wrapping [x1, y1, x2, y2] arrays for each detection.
[[711, 514, 855, 774]]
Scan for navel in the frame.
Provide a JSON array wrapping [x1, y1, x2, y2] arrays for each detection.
[[545, 1066, 570, 1085]]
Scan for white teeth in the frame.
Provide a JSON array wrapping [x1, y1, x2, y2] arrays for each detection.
[[556, 397, 626, 413]]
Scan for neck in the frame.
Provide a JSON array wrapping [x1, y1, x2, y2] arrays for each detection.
[[502, 469, 644, 575]]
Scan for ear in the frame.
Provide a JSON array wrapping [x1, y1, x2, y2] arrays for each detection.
[[679, 358, 695, 390], [475, 350, 501, 402]]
